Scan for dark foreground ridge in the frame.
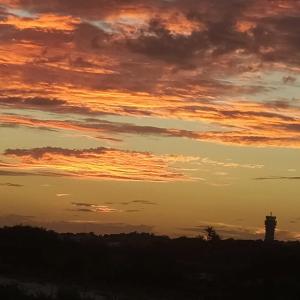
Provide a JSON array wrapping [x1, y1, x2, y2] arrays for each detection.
[[0, 226, 300, 300]]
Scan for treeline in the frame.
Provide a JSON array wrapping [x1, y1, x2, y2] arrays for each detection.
[[0, 225, 300, 299], [0, 284, 93, 300]]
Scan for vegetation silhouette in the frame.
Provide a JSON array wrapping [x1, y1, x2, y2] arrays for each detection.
[[0, 225, 300, 299], [0, 284, 95, 300], [204, 226, 221, 241]]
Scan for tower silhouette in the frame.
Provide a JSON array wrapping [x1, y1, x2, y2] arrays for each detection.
[[264, 213, 277, 242]]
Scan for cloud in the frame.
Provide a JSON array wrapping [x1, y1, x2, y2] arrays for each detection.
[[0, 113, 212, 143], [254, 176, 300, 180], [56, 193, 70, 197], [1, 146, 199, 182], [200, 157, 264, 169], [4, 0, 159, 20], [119, 200, 157, 206], [0, 170, 33, 176], [72, 202, 95, 207], [132, 200, 157, 205], [70, 202, 119, 213], [0, 182, 23, 187], [214, 172, 228, 176], [119, 202, 131, 206], [1, 109, 300, 148], [70, 201, 150, 213], [0, 97, 107, 118], [71, 201, 152, 213], [0, 0, 299, 151], [282, 76, 297, 84], [125, 209, 141, 213]]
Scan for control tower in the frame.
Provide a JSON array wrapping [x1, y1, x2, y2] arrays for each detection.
[[264, 213, 277, 242]]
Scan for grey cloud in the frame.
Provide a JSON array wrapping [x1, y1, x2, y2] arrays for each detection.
[[70, 208, 95, 213], [0, 170, 33, 176], [254, 176, 300, 180], [71, 202, 95, 207], [282, 76, 297, 84], [0, 182, 23, 187], [132, 200, 157, 205], [4, 146, 107, 159], [125, 209, 142, 213]]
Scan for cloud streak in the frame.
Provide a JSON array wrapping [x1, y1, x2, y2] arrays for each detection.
[[71, 202, 119, 213], [254, 176, 300, 180], [1, 147, 199, 182], [1, 110, 300, 148], [0, 182, 23, 187]]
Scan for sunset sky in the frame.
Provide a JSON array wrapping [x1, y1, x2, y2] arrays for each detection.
[[0, 0, 300, 239]]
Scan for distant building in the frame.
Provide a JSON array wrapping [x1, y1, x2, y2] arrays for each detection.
[[264, 213, 277, 242]]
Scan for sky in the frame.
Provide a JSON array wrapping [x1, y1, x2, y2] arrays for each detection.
[[0, 0, 300, 240]]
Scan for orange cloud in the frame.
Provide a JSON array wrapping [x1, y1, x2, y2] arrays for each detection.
[[0, 114, 122, 142], [1, 147, 198, 182], [1, 97, 300, 148], [0, 0, 300, 149], [0, 13, 80, 31]]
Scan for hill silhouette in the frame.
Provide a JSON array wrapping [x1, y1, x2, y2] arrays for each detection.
[[0, 225, 300, 299]]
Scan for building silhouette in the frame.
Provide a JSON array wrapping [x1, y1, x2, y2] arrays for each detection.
[[264, 213, 277, 242]]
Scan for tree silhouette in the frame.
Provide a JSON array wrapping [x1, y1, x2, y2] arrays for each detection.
[[2, 225, 300, 299], [204, 226, 221, 241]]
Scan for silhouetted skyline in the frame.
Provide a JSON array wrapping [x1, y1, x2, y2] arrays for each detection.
[[0, 225, 300, 299]]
